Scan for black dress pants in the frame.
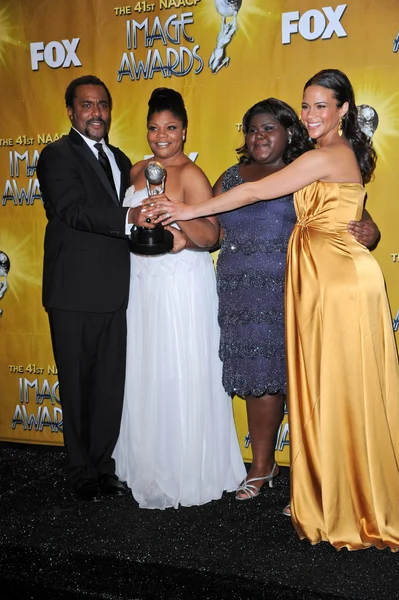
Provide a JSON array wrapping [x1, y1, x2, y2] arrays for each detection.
[[47, 307, 127, 485]]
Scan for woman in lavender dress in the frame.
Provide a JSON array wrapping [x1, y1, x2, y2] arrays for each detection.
[[213, 99, 312, 499]]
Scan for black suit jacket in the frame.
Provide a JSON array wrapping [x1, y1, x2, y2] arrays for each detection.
[[37, 128, 132, 312]]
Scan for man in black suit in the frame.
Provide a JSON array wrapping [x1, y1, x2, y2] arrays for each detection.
[[37, 75, 146, 501]]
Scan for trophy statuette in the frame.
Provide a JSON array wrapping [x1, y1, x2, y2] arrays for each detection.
[[129, 161, 174, 256]]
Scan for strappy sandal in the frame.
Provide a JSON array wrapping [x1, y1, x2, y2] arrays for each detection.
[[282, 503, 291, 516], [235, 463, 279, 501]]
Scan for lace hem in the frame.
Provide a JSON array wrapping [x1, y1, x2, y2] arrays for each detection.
[[222, 366, 287, 397]]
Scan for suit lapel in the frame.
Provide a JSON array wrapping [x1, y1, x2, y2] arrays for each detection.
[[68, 129, 120, 206], [112, 147, 130, 204]]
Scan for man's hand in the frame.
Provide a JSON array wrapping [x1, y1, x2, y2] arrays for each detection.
[[348, 217, 380, 249], [128, 206, 154, 228]]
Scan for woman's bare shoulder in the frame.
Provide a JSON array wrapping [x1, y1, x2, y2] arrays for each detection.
[[179, 158, 210, 183], [317, 143, 361, 182], [130, 159, 148, 174]]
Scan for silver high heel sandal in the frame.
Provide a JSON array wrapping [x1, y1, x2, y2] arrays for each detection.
[[235, 462, 279, 501], [282, 503, 291, 516]]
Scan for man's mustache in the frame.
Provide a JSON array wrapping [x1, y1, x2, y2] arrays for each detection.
[[86, 118, 106, 127]]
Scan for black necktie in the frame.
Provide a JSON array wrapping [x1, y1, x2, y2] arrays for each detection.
[[94, 142, 117, 195]]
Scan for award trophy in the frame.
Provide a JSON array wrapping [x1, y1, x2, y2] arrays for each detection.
[[130, 161, 174, 255], [0, 251, 10, 317], [357, 105, 379, 139]]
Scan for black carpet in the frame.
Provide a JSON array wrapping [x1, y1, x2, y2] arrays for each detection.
[[0, 443, 398, 600]]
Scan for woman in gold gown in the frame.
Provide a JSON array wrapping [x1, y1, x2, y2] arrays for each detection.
[[143, 69, 399, 551]]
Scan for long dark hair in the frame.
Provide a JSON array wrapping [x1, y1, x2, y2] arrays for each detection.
[[236, 98, 313, 165], [304, 69, 377, 184], [147, 88, 188, 129]]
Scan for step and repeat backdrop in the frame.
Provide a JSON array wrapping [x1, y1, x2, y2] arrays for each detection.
[[1, 0, 398, 466]]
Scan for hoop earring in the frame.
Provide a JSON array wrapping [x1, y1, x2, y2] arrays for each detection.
[[338, 117, 343, 137]]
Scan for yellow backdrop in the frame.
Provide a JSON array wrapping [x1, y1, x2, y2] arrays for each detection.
[[1, 0, 398, 467]]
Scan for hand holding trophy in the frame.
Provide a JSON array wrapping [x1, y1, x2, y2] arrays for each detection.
[[130, 161, 174, 255]]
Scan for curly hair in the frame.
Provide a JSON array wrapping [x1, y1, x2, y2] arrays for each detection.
[[147, 88, 188, 129], [64, 75, 112, 110], [236, 98, 314, 165], [304, 69, 377, 184]]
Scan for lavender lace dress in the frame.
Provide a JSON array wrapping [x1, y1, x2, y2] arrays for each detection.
[[217, 164, 296, 397]]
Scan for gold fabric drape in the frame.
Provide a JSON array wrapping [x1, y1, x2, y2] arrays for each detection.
[[286, 181, 399, 551]]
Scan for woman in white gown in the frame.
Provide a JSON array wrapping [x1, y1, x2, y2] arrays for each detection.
[[113, 88, 246, 509]]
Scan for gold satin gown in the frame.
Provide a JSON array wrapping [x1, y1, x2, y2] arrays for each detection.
[[285, 181, 399, 551]]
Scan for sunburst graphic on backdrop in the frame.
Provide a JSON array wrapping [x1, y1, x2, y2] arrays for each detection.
[[227, 0, 281, 43], [0, 229, 41, 308], [194, 0, 279, 74], [196, 0, 280, 41], [0, 4, 24, 66], [356, 85, 399, 164], [110, 108, 144, 163]]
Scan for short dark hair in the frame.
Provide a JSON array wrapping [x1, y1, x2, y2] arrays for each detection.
[[147, 88, 188, 129], [237, 98, 313, 165], [64, 75, 113, 110]]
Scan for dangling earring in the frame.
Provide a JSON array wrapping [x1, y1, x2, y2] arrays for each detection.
[[338, 117, 343, 137], [182, 133, 186, 141], [287, 128, 293, 144]]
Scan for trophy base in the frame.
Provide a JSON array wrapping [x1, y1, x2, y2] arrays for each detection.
[[130, 228, 174, 256]]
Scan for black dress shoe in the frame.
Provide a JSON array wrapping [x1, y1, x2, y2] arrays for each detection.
[[99, 474, 127, 496], [74, 479, 101, 502]]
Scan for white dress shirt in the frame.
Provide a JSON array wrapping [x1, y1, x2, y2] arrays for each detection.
[[72, 128, 121, 200]]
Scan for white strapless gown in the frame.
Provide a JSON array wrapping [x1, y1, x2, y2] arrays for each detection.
[[113, 187, 246, 509]]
